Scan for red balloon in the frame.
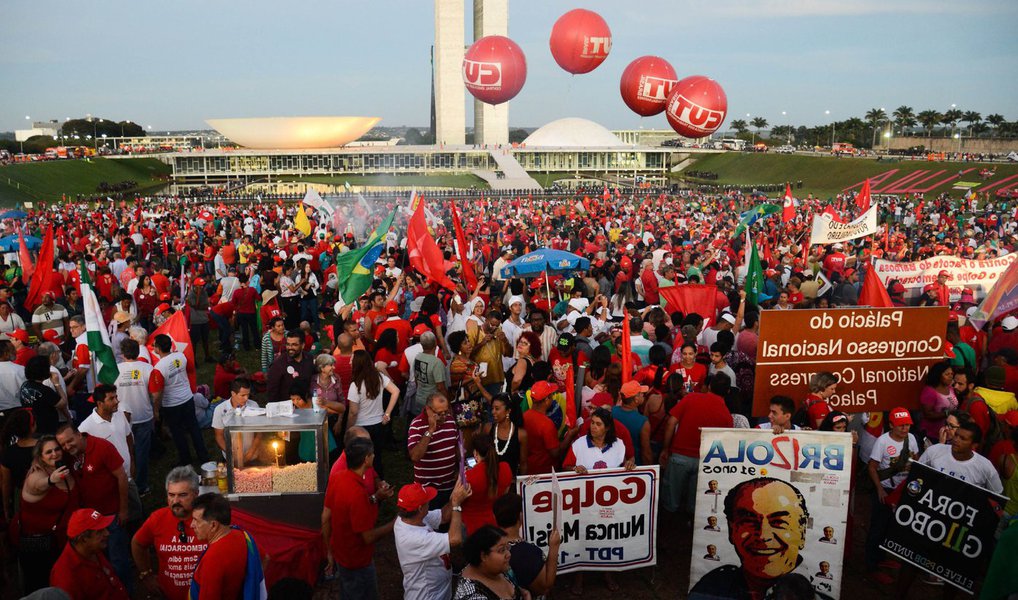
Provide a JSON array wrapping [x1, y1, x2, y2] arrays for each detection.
[[463, 35, 527, 105], [665, 76, 728, 138], [549, 9, 612, 75], [619, 55, 677, 117]]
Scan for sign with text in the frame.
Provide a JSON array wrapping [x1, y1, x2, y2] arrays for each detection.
[[518, 467, 659, 574], [810, 204, 879, 245], [689, 429, 853, 599], [881, 462, 1007, 595], [753, 307, 949, 415], [873, 254, 1017, 301]]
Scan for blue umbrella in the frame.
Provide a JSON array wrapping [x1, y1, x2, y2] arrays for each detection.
[[500, 248, 590, 279], [0, 210, 27, 220], [0, 235, 41, 252]]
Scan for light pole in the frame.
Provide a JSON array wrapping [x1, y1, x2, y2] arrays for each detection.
[[825, 110, 835, 147], [19, 115, 29, 154], [781, 111, 790, 144], [884, 131, 892, 154]]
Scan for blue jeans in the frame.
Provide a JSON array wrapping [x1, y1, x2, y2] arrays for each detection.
[[107, 516, 133, 595], [132, 420, 154, 493], [162, 399, 209, 466], [663, 453, 699, 514], [236, 313, 258, 351], [300, 295, 319, 330], [336, 561, 379, 600]]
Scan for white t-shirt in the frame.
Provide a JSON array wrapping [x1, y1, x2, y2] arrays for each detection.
[[211, 399, 261, 462], [394, 510, 452, 600], [918, 443, 1004, 493], [116, 361, 154, 424], [869, 432, 919, 488], [570, 436, 626, 470], [79, 410, 133, 476], [348, 373, 391, 427], [0, 312, 25, 339], [153, 352, 192, 408]]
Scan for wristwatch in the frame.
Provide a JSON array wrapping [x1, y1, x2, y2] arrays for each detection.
[[451, 505, 462, 512], [424, 430, 433, 438]]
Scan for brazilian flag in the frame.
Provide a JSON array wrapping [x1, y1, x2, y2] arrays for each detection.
[[733, 203, 782, 238], [335, 208, 397, 305]]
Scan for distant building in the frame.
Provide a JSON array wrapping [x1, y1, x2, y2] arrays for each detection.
[[15, 120, 59, 142]]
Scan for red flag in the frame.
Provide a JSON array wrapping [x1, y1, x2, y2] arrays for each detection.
[[915, 200, 924, 220], [859, 263, 893, 308], [449, 200, 477, 290], [822, 206, 845, 223], [782, 183, 795, 223], [18, 230, 34, 285], [856, 178, 872, 212], [564, 365, 577, 428], [148, 311, 198, 392], [407, 197, 456, 290], [25, 224, 56, 309], [659, 284, 719, 325], [621, 316, 633, 383]]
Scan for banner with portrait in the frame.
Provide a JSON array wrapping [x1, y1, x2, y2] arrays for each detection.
[[518, 467, 659, 574], [689, 429, 853, 599], [880, 462, 1007, 594]]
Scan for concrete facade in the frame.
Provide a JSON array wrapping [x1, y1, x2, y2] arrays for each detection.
[[877, 135, 1018, 154], [434, 0, 466, 146], [472, 0, 508, 146]]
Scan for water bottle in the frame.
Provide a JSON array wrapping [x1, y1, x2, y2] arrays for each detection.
[[312, 388, 321, 413]]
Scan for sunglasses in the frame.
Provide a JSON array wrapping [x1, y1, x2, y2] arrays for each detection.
[[177, 521, 188, 544]]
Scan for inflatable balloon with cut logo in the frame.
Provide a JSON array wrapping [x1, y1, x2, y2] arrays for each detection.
[[619, 55, 677, 117], [549, 9, 612, 75], [664, 75, 728, 138], [463, 35, 528, 105]]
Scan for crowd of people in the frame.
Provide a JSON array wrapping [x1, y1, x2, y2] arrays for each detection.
[[0, 183, 1015, 599]]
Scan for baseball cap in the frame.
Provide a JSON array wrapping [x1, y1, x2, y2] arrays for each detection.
[[922, 283, 936, 293], [396, 483, 437, 512], [557, 332, 575, 348], [590, 392, 614, 408], [42, 329, 61, 343], [384, 300, 400, 316], [67, 508, 115, 538], [530, 380, 558, 401], [412, 323, 431, 337], [720, 313, 736, 325], [620, 380, 650, 398], [1002, 316, 1018, 332], [890, 282, 906, 295], [832, 243, 844, 250], [960, 289, 975, 303], [159, 292, 172, 301], [889, 407, 913, 426], [9, 329, 29, 344], [843, 268, 856, 278], [938, 270, 950, 278], [194, 277, 206, 286]]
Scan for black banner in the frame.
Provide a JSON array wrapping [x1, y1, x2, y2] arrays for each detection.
[[880, 462, 1008, 594]]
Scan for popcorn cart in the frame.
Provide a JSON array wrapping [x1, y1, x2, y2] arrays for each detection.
[[222, 408, 329, 528]]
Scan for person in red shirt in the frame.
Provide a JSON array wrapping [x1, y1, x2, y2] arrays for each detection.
[[132, 466, 208, 600], [10, 328, 36, 366], [209, 299, 236, 355], [374, 301, 413, 355], [259, 289, 282, 334], [523, 381, 579, 474], [659, 373, 734, 514], [802, 372, 838, 429], [640, 259, 660, 305], [232, 274, 259, 351], [322, 437, 395, 598], [50, 509, 129, 600], [189, 493, 257, 600], [670, 343, 707, 393], [822, 243, 849, 278], [461, 434, 513, 535]]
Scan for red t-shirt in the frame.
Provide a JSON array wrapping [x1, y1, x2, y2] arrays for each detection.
[[462, 461, 513, 535], [50, 541, 129, 600], [72, 435, 125, 515], [14, 346, 36, 366], [132, 508, 207, 600], [374, 318, 413, 355], [324, 468, 379, 569], [260, 300, 282, 334], [667, 392, 733, 457], [209, 301, 235, 330], [524, 409, 560, 475], [232, 286, 258, 314], [670, 362, 707, 392], [327, 451, 377, 493], [191, 529, 247, 600]]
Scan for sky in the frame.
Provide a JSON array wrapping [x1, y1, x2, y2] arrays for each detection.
[[2, 0, 1016, 133]]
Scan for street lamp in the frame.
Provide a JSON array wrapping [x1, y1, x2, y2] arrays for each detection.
[[20, 115, 29, 154], [825, 110, 835, 147], [884, 131, 892, 153]]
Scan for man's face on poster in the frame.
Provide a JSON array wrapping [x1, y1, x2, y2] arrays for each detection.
[[727, 480, 806, 580]]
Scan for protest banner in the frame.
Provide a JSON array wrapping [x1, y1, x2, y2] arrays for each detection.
[[689, 429, 853, 599], [518, 467, 659, 574], [809, 204, 879, 245], [880, 462, 1007, 594], [753, 306, 948, 415], [873, 253, 1018, 301]]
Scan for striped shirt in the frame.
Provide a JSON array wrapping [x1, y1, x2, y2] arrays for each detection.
[[407, 413, 459, 492]]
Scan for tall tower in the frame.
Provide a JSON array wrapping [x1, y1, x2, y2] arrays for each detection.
[[433, 0, 509, 147], [473, 0, 508, 146], [434, 0, 466, 146]]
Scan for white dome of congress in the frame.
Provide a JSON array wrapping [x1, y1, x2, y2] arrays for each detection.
[[523, 117, 628, 148]]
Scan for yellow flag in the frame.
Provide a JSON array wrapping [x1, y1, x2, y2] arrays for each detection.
[[294, 203, 312, 237]]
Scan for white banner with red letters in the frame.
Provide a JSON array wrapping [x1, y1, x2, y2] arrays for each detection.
[[810, 204, 879, 245], [518, 467, 659, 574], [873, 253, 1018, 301]]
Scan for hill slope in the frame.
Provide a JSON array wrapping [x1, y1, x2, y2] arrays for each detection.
[[0, 158, 171, 206]]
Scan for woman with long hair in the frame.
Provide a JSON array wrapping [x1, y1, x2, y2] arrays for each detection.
[[260, 316, 286, 373], [133, 273, 159, 331], [461, 435, 513, 535], [482, 394, 528, 476], [448, 330, 491, 451], [918, 362, 957, 443], [16, 436, 78, 594], [1, 408, 37, 522], [348, 349, 400, 478], [373, 328, 404, 388], [453, 525, 524, 600], [509, 332, 540, 394]]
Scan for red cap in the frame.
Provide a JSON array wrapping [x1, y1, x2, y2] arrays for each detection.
[[889, 407, 913, 426], [42, 330, 60, 343], [385, 300, 400, 316], [154, 303, 171, 316], [590, 392, 614, 408], [620, 380, 650, 398], [159, 292, 171, 301], [194, 277, 205, 286], [412, 323, 431, 337], [67, 508, 115, 538], [397, 483, 438, 512], [843, 268, 856, 278], [923, 283, 936, 293], [530, 380, 558, 401], [938, 270, 950, 278], [9, 329, 29, 344]]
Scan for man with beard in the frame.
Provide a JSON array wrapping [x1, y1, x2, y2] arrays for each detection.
[[132, 466, 208, 600], [266, 330, 314, 402], [689, 477, 830, 600]]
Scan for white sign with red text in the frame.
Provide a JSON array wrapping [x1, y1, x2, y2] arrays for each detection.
[[873, 253, 1017, 301], [518, 467, 659, 574]]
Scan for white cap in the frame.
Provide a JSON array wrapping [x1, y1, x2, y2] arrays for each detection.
[[965, 306, 979, 319], [721, 313, 737, 325], [832, 243, 844, 250], [1003, 316, 1018, 332]]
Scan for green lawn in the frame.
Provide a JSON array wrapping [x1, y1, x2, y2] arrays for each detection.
[[0, 158, 171, 206], [676, 152, 1018, 200], [282, 173, 490, 189]]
